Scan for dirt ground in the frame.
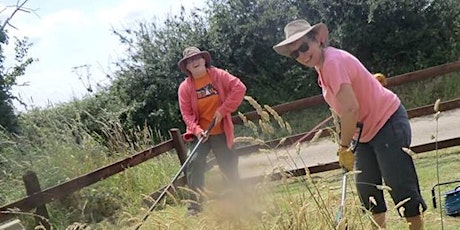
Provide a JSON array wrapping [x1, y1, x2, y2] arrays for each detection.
[[238, 108, 460, 178]]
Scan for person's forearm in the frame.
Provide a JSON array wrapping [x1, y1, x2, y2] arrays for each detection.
[[340, 110, 358, 147]]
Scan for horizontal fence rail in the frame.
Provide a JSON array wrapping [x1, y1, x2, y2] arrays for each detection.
[[241, 137, 460, 184], [1, 60, 460, 222], [236, 98, 460, 156]]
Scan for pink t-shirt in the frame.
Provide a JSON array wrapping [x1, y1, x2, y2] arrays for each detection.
[[315, 47, 400, 142]]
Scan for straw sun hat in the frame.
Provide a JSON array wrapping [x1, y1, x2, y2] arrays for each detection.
[[177, 46, 211, 75], [273, 19, 329, 57]]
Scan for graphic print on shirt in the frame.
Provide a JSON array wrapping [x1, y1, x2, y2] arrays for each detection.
[[196, 84, 218, 99]]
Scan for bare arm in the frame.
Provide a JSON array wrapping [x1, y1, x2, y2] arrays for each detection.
[[335, 84, 359, 146]]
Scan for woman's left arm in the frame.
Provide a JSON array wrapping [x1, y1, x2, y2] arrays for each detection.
[[217, 70, 247, 116]]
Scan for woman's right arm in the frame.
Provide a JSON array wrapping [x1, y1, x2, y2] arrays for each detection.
[[178, 83, 203, 136]]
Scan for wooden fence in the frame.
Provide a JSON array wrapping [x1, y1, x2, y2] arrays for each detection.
[[1, 60, 460, 225]]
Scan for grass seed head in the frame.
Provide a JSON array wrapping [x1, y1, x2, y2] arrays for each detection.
[[310, 129, 323, 143], [434, 111, 441, 120], [245, 96, 263, 113], [260, 111, 271, 123], [395, 197, 411, 211], [285, 122, 293, 134], [252, 138, 266, 145], [346, 170, 361, 176], [238, 112, 248, 125], [376, 185, 392, 191], [295, 142, 301, 153], [278, 137, 287, 146], [264, 105, 285, 129], [433, 98, 441, 112], [369, 196, 377, 206], [234, 136, 257, 143], [398, 206, 406, 217], [402, 147, 416, 157]]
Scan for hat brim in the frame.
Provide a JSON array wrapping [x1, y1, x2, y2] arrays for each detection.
[[273, 23, 328, 58], [178, 51, 211, 75]]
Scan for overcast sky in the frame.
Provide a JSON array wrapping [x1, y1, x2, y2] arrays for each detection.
[[1, 0, 205, 111]]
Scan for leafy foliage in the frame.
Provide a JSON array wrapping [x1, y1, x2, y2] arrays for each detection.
[[319, 0, 460, 76], [0, 1, 35, 133], [206, 0, 321, 106], [103, 0, 460, 140], [0, 32, 34, 132]]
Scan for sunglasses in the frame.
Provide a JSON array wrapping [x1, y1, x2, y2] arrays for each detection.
[[186, 55, 203, 64], [290, 42, 310, 59]]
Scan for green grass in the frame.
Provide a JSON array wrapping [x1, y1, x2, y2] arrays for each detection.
[[392, 73, 460, 109], [93, 146, 460, 230], [0, 111, 185, 229]]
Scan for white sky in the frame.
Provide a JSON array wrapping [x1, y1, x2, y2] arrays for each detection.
[[1, 0, 205, 111]]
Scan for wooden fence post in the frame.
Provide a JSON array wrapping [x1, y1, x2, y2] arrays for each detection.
[[22, 171, 51, 230], [169, 128, 188, 165]]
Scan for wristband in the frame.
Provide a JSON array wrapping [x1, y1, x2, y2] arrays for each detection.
[[340, 143, 349, 148]]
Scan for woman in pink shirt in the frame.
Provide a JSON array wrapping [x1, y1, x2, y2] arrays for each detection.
[[177, 47, 246, 216], [273, 20, 426, 229]]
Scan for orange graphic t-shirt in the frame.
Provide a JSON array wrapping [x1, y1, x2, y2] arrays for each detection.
[[194, 73, 223, 135]]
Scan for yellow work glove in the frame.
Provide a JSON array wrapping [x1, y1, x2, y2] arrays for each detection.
[[337, 146, 355, 171]]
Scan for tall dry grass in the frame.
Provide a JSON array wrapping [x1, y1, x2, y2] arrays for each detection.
[[118, 96, 380, 230], [119, 96, 460, 230], [0, 108, 181, 229]]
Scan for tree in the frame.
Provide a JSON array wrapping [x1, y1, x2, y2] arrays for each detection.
[[206, 0, 322, 106], [312, 0, 460, 76], [104, 0, 460, 139], [0, 0, 35, 132]]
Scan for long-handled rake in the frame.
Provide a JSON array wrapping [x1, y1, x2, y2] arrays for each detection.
[[335, 122, 363, 228], [134, 119, 216, 230]]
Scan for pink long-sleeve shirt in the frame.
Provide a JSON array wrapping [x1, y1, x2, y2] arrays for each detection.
[[178, 67, 246, 148], [315, 47, 400, 142]]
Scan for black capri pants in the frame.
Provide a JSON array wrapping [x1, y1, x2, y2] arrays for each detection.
[[354, 104, 427, 217]]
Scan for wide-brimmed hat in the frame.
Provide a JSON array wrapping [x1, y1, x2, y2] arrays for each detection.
[[177, 46, 211, 75], [273, 19, 329, 57]]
